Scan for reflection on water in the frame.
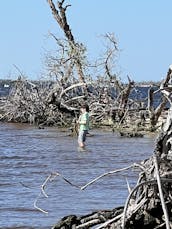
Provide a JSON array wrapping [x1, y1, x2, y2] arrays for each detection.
[[0, 123, 157, 228]]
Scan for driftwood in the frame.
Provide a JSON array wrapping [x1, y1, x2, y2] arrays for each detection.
[[0, 71, 168, 133]]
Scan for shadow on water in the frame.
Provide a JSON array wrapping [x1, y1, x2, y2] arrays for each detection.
[[0, 123, 157, 228]]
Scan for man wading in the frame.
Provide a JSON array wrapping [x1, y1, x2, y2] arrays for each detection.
[[77, 104, 89, 151]]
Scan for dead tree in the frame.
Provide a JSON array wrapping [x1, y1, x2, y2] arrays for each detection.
[[95, 33, 135, 125], [46, 2, 138, 128], [147, 67, 172, 130], [47, 0, 86, 84]]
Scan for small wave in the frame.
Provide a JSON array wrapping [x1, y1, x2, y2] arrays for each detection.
[[0, 156, 36, 160], [0, 207, 39, 213], [0, 183, 12, 187], [1, 227, 47, 229], [0, 227, 35, 229]]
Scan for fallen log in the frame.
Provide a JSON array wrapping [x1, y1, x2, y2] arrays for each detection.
[[52, 208, 123, 229]]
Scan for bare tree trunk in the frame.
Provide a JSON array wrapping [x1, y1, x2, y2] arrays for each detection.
[[118, 76, 134, 122], [47, 0, 74, 43], [47, 0, 85, 83], [147, 67, 172, 130]]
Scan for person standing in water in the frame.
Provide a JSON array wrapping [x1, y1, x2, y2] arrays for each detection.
[[77, 103, 89, 151]]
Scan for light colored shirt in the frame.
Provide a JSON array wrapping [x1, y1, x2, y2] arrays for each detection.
[[79, 112, 89, 131]]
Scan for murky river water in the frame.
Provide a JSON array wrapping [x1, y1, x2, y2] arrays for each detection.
[[0, 122, 157, 229]]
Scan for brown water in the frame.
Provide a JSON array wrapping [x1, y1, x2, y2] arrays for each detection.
[[0, 123, 156, 229]]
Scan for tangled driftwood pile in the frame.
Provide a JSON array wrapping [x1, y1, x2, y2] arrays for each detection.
[[0, 66, 170, 134]]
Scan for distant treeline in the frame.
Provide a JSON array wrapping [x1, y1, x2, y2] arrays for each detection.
[[0, 79, 160, 97], [0, 79, 54, 97]]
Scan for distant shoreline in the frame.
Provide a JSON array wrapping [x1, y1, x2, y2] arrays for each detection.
[[0, 78, 160, 86]]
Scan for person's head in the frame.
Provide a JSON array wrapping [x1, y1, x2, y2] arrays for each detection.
[[80, 103, 89, 113]]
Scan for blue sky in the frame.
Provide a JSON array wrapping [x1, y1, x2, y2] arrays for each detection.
[[0, 0, 172, 82]]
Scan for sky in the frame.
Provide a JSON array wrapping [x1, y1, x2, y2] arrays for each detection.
[[0, 0, 172, 82]]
